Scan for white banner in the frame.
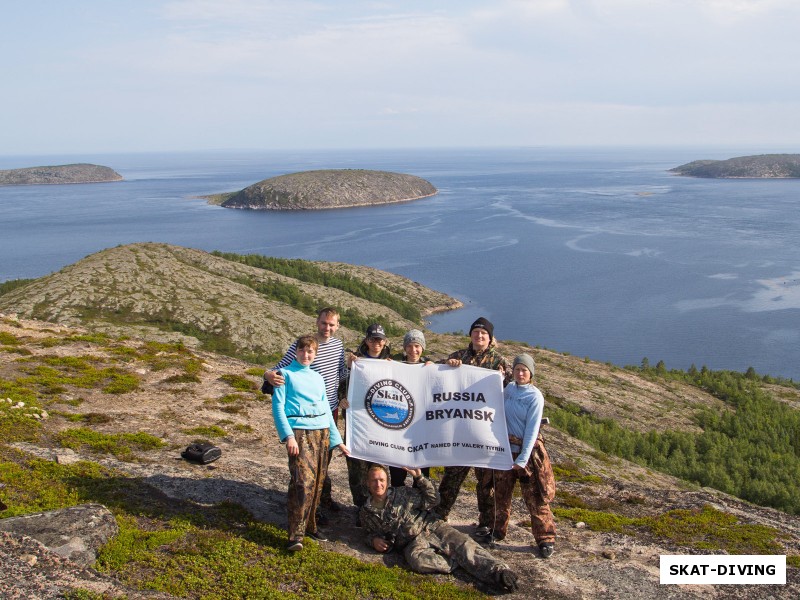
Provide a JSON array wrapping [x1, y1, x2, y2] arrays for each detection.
[[345, 359, 513, 470]]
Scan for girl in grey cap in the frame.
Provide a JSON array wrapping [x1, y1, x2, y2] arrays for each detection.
[[389, 329, 434, 487], [474, 353, 556, 557]]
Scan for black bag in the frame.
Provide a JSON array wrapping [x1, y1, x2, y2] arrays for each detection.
[[181, 442, 222, 464], [261, 377, 274, 395]]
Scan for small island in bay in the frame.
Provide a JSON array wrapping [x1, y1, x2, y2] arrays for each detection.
[[670, 154, 800, 178], [208, 169, 437, 210], [0, 163, 123, 186]]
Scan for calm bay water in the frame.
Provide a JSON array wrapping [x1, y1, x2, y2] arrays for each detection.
[[1, 147, 798, 380]]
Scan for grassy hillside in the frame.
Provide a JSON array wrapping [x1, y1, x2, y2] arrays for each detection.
[[1, 245, 799, 597]]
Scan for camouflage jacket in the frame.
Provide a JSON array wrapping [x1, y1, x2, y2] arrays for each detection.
[[359, 476, 441, 549], [446, 344, 512, 386]]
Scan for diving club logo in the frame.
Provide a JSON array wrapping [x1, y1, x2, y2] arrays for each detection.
[[364, 379, 414, 429]]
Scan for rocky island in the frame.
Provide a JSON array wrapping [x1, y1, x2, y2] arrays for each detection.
[[212, 169, 437, 210], [0, 163, 123, 186], [670, 154, 800, 178]]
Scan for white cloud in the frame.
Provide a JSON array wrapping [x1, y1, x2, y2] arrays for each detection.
[[2, 0, 800, 152]]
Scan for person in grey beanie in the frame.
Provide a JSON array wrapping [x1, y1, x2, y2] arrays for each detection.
[[474, 353, 557, 558], [390, 329, 434, 487]]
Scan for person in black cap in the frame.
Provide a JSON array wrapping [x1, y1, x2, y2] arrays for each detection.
[[341, 323, 393, 509], [436, 317, 511, 522]]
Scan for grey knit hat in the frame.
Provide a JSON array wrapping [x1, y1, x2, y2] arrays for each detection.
[[513, 353, 535, 376], [403, 329, 426, 351]]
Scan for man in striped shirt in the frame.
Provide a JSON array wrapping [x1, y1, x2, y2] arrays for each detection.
[[264, 307, 349, 513]]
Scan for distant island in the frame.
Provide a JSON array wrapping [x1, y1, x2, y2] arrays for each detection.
[[670, 154, 800, 178], [208, 169, 437, 210], [0, 163, 123, 186]]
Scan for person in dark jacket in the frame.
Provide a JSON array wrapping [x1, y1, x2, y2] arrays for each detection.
[[436, 317, 511, 521]]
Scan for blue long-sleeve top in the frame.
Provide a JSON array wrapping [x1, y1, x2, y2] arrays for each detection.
[[503, 381, 544, 468], [271, 359, 343, 449]]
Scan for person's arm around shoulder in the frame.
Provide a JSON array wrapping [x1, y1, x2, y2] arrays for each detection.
[[264, 343, 297, 387]]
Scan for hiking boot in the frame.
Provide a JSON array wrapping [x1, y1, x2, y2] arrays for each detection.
[[322, 499, 344, 512], [306, 530, 329, 542], [538, 542, 555, 558], [286, 539, 303, 552], [474, 526, 504, 544], [495, 568, 519, 592]]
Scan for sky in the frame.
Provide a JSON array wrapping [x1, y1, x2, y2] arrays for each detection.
[[2, 0, 799, 154]]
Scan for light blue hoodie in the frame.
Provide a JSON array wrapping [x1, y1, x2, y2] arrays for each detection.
[[271, 359, 343, 448], [503, 382, 544, 467]]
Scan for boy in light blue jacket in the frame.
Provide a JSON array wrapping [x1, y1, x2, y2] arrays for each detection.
[[272, 334, 349, 552]]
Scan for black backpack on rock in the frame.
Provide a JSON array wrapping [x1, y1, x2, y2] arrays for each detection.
[[181, 442, 222, 464]]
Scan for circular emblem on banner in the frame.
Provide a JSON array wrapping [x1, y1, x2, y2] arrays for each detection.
[[364, 379, 414, 430]]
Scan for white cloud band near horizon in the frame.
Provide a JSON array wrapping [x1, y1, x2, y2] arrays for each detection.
[[2, 0, 799, 154]]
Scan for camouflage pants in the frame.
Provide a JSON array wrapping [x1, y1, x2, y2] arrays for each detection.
[[286, 428, 329, 542], [320, 408, 338, 507], [404, 520, 509, 583], [346, 456, 371, 507], [478, 461, 556, 544], [436, 466, 488, 521]]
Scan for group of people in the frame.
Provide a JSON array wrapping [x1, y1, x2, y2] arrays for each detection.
[[267, 307, 556, 592]]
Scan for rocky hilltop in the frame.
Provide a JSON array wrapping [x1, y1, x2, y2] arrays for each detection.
[[0, 243, 460, 360], [1, 246, 799, 598], [217, 169, 437, 210], [0, 163, 123, 186], [670, 154, 800, 178]]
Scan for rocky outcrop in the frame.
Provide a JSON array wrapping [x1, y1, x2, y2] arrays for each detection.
[[0, 243, 461, 358], [0, 504, 118, 566], [0, 164, 123, 186], [670, 154, 800, 178], [220, 169, 437, 210]]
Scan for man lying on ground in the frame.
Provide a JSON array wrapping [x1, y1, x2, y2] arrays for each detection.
[[359, 464, 519, 592]]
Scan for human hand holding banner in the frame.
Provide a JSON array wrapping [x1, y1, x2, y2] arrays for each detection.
[[345, 359, 513, 469]]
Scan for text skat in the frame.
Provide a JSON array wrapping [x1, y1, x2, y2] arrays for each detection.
[[425, 407, 494, 421], [432, 392, 486, 403]]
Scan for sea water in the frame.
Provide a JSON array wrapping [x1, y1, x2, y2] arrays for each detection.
[[0, 147, 798, 380]]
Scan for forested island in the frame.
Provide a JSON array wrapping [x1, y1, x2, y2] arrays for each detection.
[[0, 163, 123, 186], [670, 153, 800, 178], [208, 168, 437, 210]]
